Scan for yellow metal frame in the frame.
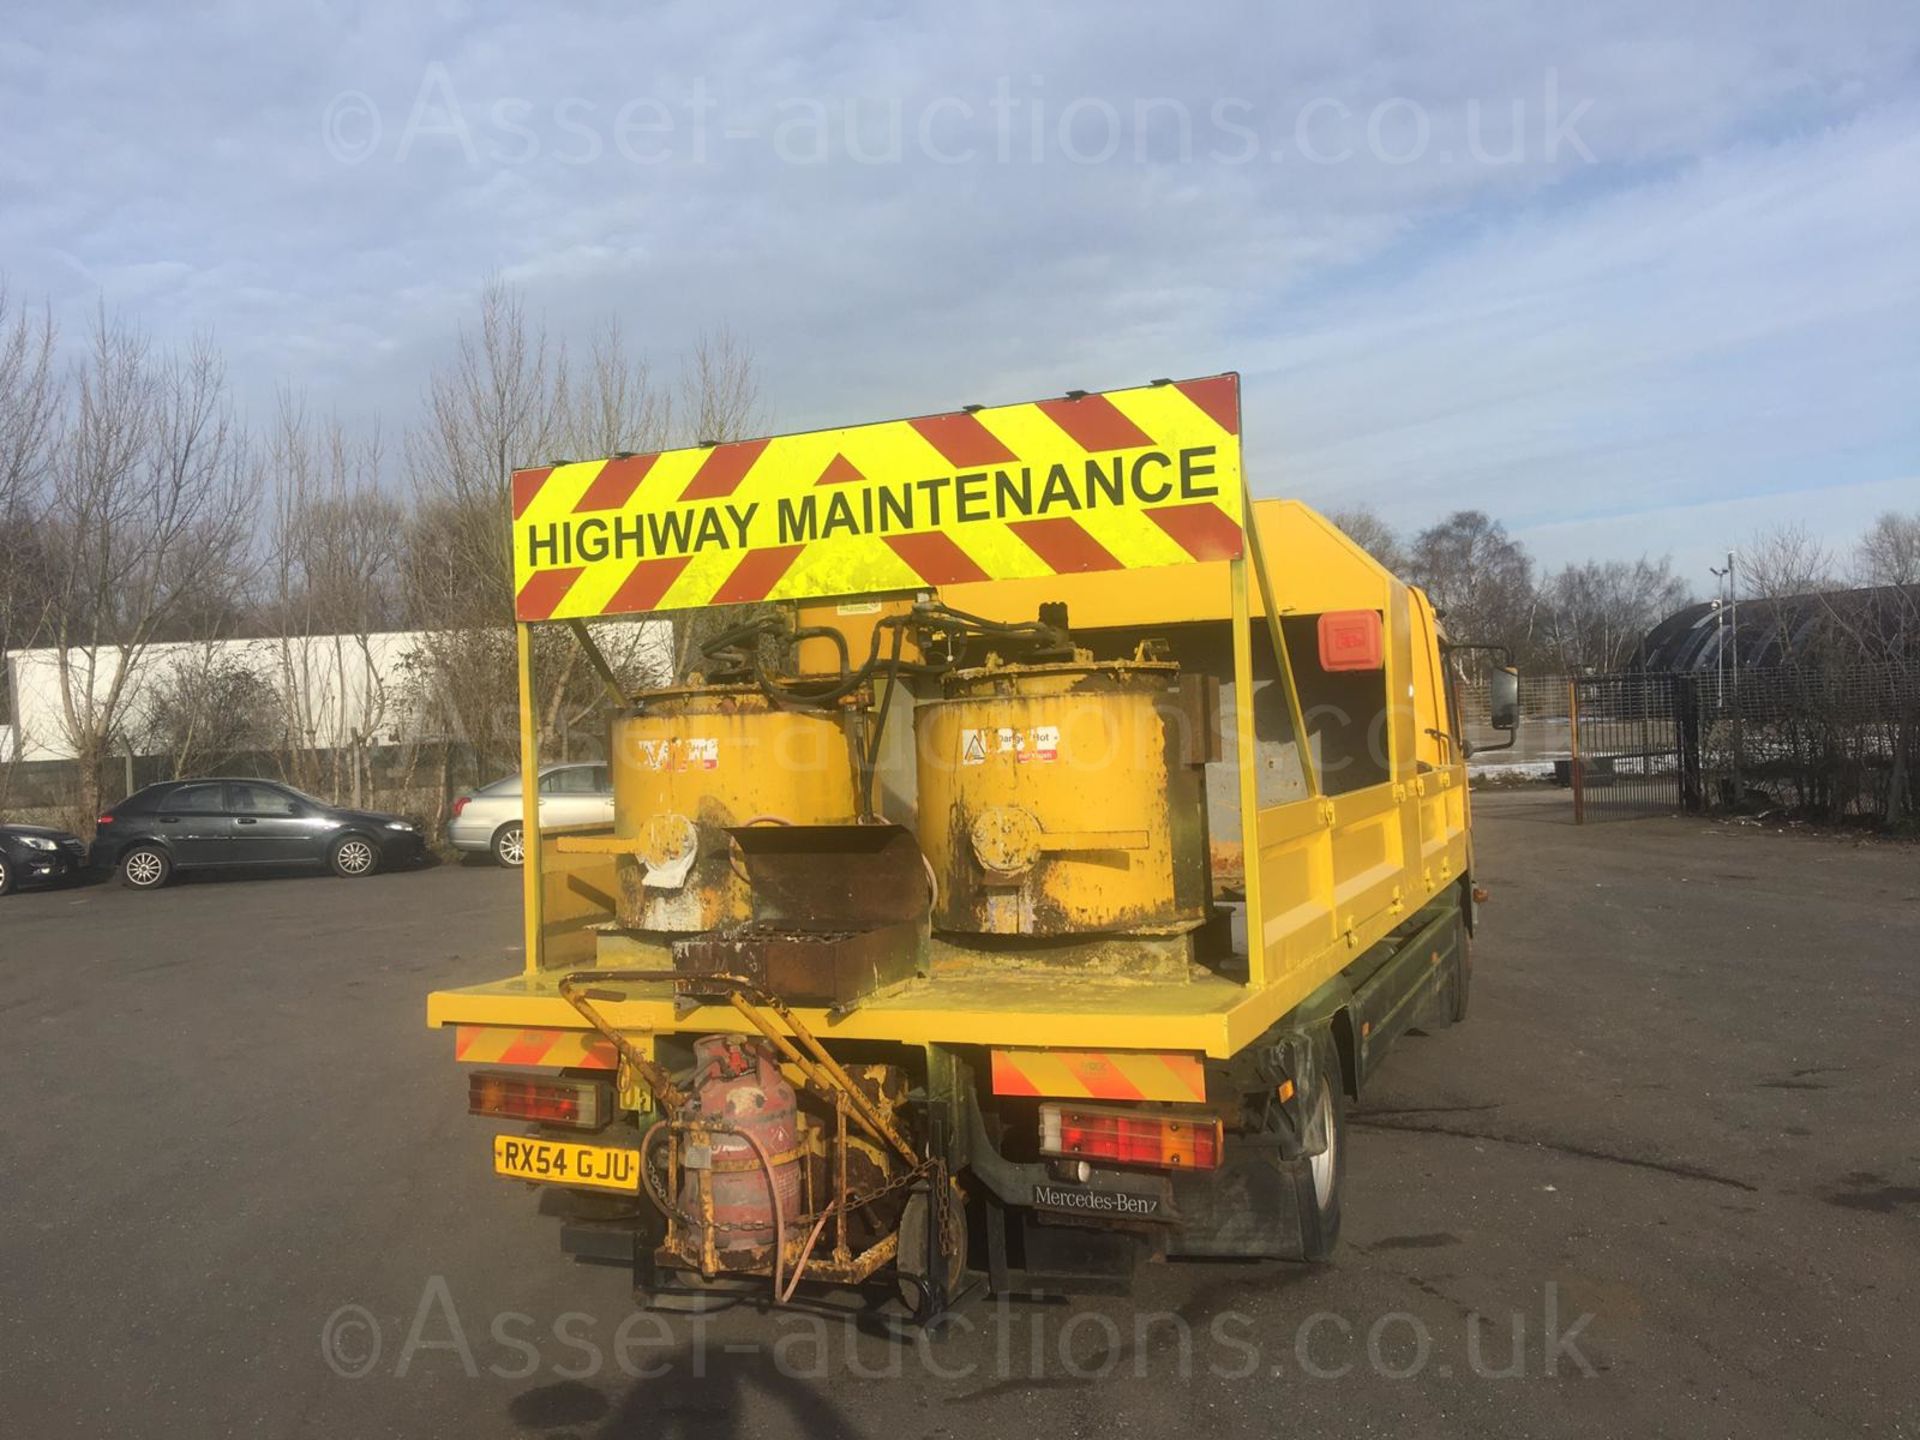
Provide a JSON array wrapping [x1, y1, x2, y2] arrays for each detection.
[[516, 623, 544, 976], [435, 495, 1470, 1062]]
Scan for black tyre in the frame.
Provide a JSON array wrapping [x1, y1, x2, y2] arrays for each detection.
[[492, 823, 525, 868], [329, 834, 379, 878], [0, 854, 13, 896], [119, 845, 172, 891], [1291, 1032, 1347, 1262], [1450, 931, 1472, 1024], [896, 1176, 968, 1314]]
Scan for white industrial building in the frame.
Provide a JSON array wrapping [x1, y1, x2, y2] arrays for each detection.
[[1, 622, 671, 765]]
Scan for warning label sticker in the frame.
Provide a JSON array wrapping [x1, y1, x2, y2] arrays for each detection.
[[637, 737, 719, 771], [1020, 725, 1060, 763], [960, 726, 1059, 765]]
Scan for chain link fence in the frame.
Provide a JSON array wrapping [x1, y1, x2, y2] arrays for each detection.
[[1697, 662, 1919, 825], [1464, 663, 1918, 828]]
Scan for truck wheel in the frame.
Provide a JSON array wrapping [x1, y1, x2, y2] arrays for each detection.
[[330, 835, 379, 878], [492, 824, 525, 868], [1292, 1035, 1346, 1261], [897, 1177, 968, 1314], [1450, 933, 1472, 1024], [119, 846, 172, 891]]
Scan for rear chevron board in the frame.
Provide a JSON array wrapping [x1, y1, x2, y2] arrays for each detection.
[[511, 373, 1244, 619], [990, 1048, 1208, 1104], [454, 1026, 618, 1071]]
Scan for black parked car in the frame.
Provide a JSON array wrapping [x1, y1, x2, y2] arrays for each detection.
[[90, 779, 427, 891], [0, 822, 89, 896]]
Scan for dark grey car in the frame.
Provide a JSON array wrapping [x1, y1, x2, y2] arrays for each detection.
[[89, 779, 427, 890]]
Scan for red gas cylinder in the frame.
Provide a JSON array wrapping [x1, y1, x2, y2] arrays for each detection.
[[678, 1035, 802, 1249]]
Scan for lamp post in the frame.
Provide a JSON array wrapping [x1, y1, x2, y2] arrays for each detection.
[[1709, 552, 1741, 802]]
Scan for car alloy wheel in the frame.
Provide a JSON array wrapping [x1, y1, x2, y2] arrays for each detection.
[[124, 851, 167, 888], [495, 826, 525, 867], [334, 838, 376, 876], [0, 857, 11, 895]]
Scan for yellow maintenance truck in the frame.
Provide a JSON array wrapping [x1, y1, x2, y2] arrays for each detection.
[[429, 373, 1517, 1315]]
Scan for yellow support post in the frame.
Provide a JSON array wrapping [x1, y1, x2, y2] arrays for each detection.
[[516, 622, 544, 975], [1230, 550, 1269, 990], [1243, 501, 1318, 798]]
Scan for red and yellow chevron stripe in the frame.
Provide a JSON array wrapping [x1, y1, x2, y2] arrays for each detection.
[[453, 1025, 617, 1071], [511, 374, 1244, 621], [990, 1047, 1208, 1104]]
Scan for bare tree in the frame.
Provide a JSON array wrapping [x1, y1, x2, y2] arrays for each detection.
[[1325, 505, 1407, 578], [41, 309, 257, 820], [0, 284, 57, 605], [1741, 523, 1835, 601], [677, 325, 762, 446], [1538, 556, 1692, 672], [1855, 511, 1920, 587], [566, 316, 671, 460], [407, 281, 568, 629], [0, 284, 56, 806], [268, 394, 404, 805], [402, 283, 677, 810]]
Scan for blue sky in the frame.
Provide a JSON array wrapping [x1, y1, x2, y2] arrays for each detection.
[[3, 1, 1916, 585]]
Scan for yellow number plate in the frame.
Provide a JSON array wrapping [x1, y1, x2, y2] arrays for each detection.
[[493, 1134, 640, 1192]]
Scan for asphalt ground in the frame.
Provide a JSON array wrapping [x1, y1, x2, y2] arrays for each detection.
[[1, 791, 1916, 1438]]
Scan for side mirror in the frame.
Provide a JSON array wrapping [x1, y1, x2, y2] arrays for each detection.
[[1489, 667, 1520, 732]]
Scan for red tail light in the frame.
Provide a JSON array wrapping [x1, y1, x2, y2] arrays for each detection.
[[451, 796, 469, 818], [1040, 1103, 1223, 1171], [96, 814, 114, 826], [468, 1070, 612, 1131]]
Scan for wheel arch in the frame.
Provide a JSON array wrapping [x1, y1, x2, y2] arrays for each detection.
[[1327, 1007, 1360, 1100], [113, 832, 174, 863], [1283, 973, 1361, 1100]]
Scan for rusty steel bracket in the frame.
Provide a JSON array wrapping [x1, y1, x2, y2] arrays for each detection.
[[558, 967, 919, 1168], [566, 619, 630, 709], [556, 970, 689, 1111], [720, 987, 920, 1167]]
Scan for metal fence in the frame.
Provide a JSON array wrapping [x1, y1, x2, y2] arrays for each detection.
[[1698, 663, 1919, 824], [1569, 673, 1688, 820], [1555, 663, 1918, 826], [1460, 674, 1578, 770]]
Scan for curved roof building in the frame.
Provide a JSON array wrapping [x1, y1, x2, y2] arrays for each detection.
[[1638, 584, 1920, 671]]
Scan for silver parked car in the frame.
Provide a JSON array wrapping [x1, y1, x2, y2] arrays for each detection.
[[447, 763, 614, 867]]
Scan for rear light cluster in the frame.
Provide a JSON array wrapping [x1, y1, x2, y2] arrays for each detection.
[[451, 796, 469, 819], [468, 1070, 612, 1131], [1040, 1103, 1223, 1171]]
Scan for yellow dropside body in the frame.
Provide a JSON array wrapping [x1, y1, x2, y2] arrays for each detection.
[[432, 500, 1468, 1062]]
